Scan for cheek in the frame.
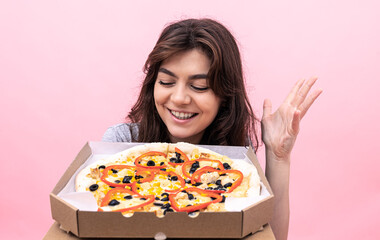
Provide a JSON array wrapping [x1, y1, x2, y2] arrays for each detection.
[[199, 95, 221, 115], [153, 85, 163, 106]]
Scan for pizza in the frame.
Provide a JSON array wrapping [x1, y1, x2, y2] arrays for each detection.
[[75, 142, 260, 217]]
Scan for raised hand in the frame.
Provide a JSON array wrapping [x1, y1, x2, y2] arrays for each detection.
[[261, 77, 322, 161]]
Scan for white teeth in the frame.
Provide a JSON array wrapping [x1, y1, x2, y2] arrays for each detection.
[[170, 110, 196, 120]]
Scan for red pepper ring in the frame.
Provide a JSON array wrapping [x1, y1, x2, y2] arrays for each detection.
[[168, 147, 190, 167], [181, 159, 225, 179], [135, 151, 167, 169], [191, 167, 244, 193], [99, 188, 154, 212], [190, 166, 218, 184], [100, 165, 138, 188], [169, 187, 223, 212]]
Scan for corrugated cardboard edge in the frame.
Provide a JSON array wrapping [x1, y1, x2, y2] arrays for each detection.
[[241, 146, 275, 237], [43, 221, 275, 240], [77, 211, 243, 238], [50, 142, 92, 236]]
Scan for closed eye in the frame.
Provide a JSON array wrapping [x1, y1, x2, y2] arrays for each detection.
[[158, 80, 174, 86], [191, 85, 209, 91]]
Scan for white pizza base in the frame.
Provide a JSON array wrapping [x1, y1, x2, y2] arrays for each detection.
[[74, 142, 262, 213]]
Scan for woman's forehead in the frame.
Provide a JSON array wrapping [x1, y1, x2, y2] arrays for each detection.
[[159, 49, 211, 76]]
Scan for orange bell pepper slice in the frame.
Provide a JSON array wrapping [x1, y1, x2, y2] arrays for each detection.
[[100, 165, 140, 188], [99, 188, 154, 212], [191, 167, 243, 193], [181, 159, 225, 179], [169, 187, 222, 212], [135, 151, 167, 169], [168, 147, 190, 167]]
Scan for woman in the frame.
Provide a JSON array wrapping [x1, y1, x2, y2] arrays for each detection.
[[103, 18, 322, 240]]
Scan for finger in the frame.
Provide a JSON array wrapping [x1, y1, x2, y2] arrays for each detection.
[[284, 78, 306, 104], [299, 88, 323, 119], [291, 109, 301, 135], [292, 77, 318, 107], [262, 99, 272, 119]]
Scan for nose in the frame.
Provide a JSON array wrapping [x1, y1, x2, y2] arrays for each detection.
[[170, 84, 191, 105]]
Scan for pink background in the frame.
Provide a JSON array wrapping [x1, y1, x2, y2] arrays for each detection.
[[1, 0, 379, 239]]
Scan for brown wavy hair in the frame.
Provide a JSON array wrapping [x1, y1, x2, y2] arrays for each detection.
[[127, 18, 259, 148]]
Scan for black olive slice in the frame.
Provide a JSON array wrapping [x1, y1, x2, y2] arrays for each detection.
[[89, 184, 98, 191], [161, 192, 169, 197], [192, 161, 200, 168], [223, 163, 231, 170], [187, 193, 194, 200], [108, 199, 120, 206], [147, 160, 155, 166], [161, 203, 171, 209], [123, 176, 132, 183], [161, 197, 169, 201]]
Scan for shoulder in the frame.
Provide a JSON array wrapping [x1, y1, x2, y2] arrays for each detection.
[[102, 123, 140, 142]]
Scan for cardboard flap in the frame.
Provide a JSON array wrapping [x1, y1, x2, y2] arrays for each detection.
[[50, 193, 79, 236], [52, 142, 92, 194], [246, 147, 273, 196], [242, 147, 275, 236], [77, 211, 242, 238]]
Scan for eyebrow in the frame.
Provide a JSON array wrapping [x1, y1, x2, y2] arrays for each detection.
[[158, 68, 208, 80]]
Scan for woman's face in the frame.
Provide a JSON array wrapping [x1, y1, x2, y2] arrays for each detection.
[[154, 49, 221, 144]]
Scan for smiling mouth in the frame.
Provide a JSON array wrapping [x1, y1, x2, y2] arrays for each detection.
[[170, 110, 198, 120]]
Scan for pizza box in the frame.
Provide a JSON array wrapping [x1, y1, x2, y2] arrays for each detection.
[[43, 222, 275, 239], [50, 142, 274, 239]]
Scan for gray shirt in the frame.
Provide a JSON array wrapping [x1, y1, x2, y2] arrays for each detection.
[[102, 122, 253, 148], [102, 123, 139, 142]]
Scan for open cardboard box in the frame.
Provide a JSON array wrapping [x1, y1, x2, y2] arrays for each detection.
[[50, 142, 274, 239]]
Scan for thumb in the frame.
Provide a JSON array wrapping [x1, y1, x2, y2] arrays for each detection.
[[291, 109, 301, 134], [262, 99, 272, 119]]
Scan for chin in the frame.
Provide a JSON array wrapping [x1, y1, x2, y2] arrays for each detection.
[[169, 129, 201, 143]]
